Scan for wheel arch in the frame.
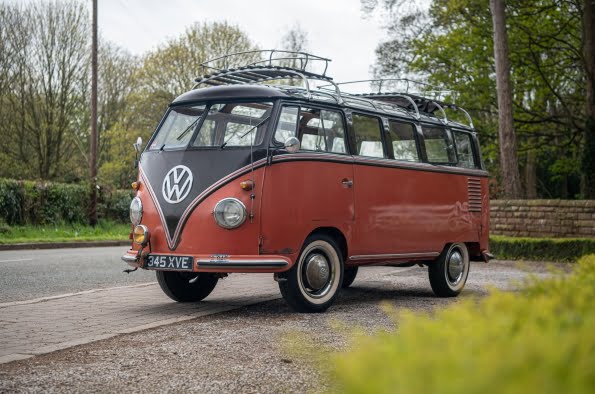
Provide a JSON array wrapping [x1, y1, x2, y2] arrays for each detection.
[[305, 227, 348, 261]]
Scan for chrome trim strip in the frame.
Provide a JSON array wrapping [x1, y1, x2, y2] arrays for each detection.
[[349, 252, 440, 261], [196, 259, 289, 269]]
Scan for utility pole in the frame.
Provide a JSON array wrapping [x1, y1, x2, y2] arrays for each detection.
[[489, 0, 522, 199], [89, 0, 98, 226]]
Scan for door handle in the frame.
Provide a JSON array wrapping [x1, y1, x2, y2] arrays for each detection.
[[341, 178, 353, 188]]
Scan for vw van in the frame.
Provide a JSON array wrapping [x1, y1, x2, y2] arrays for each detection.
[[122, 51, 491, 312]]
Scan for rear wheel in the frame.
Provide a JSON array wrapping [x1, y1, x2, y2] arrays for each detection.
[[428, 243, 470, 297], [279, 234, 343, 313], [342, 267, 359, 288], [156, 271, 218, 302]]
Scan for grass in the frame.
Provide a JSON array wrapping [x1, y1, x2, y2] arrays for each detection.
[[0, 220, 131, 244]]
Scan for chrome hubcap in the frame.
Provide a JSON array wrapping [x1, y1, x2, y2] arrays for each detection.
[[447, 250, 464, 284], [304, 253, 330, 291]]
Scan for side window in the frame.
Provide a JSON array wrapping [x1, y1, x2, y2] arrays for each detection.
[[275, 106, 347, 154], [274, 106, 299, 143], [421, 126, 456, 164], [452, 131, 476, 168], [387, 120, 419, 162], [353, 114, 384, 158]]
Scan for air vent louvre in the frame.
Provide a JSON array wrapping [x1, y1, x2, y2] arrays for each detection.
[[468, 177, 482, 213]]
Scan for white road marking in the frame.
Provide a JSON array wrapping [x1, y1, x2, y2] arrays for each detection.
[[0, 258, 33, 263]]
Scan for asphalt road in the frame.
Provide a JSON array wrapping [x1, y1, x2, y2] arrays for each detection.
[[0, 247, 154, 303]]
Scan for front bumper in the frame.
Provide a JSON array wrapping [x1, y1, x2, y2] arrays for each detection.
[[121, 250, 292, 273]]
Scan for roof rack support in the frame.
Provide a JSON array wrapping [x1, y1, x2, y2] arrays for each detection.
[[456, 106, 474, 129], [431, 101, 448, 124], [394, 94, 420, 120]]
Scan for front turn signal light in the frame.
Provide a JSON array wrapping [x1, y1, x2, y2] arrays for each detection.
[[133, 225, 150, 245], [132, 181, 140, 191], [240, 180, 254, 191]]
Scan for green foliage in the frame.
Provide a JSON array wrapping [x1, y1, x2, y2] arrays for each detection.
[[330, 254, 595, 394], [490, 235, 595, 262], [0, 220, 130, 244], [0, 178, 131, 225], [371, 0, 587, 198]]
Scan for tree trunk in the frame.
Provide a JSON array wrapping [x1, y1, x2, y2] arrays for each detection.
[[525, 148, 537, 199], [581, 0, 595, 199], [489, 0, 523, 198]]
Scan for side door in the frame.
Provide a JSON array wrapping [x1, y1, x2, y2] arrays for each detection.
[[259, 104, 354, 256]]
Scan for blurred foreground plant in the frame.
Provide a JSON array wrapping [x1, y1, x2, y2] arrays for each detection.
[[330, 255, 595, 394]]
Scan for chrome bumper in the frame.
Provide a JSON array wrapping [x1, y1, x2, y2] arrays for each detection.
[[121, 253, 139, 264]]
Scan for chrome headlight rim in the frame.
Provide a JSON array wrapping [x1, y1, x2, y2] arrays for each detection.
[[133, 224, 149, 245], [213, 197, 247, 229], [130, 197, 143, 226]]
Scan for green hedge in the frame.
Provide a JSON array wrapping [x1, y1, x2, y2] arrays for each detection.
[[0, 178, 132, 225], [490, 235, 595, 262], [330, 254, 595, 393]]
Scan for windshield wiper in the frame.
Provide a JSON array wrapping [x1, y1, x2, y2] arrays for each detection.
[[175, 117, 201, 142], [220, 116, 270, 149]]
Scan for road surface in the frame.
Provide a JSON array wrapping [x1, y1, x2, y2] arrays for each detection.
[[0, 246, 566, 393]]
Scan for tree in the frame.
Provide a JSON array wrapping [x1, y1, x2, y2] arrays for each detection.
[[366, 0, 587, 199], [137, 21, 260, 101], [490, 0, 522, 198], [0, 1, 89, 181]]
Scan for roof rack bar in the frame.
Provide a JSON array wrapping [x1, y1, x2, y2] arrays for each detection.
[[455, 106, 474, 129], [393, 94, 420, 119], [432, 101, 448, 124]]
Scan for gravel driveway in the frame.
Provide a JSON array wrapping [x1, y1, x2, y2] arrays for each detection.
[[0, 261, 568, 393]]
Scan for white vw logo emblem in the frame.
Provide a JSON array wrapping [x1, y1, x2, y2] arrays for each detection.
[[162, 165, 193, 204]]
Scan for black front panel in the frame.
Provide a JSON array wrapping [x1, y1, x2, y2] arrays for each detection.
[[140, 149, 267, 247]]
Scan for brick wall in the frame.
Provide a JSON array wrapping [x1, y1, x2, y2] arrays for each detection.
[[490, 200, 595, 238]]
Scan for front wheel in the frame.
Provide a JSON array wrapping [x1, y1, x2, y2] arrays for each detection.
[[428, 243, 470, 297], [342, 267, 359, 288], [156, 271, 218, 302], [279, 234, 343, 313]]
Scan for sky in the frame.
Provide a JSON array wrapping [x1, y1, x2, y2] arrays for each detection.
[[96, 0, 387, 83]]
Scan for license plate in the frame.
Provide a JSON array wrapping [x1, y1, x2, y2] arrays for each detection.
[[145, 255, 193, 271]]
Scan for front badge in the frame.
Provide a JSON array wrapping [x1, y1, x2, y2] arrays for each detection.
[[162, 165, 193, 204]]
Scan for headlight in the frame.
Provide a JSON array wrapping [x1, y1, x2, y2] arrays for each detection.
[[133, 225, 149, 245], [213, 198, 247, 229], [130, 197, 143, 225]]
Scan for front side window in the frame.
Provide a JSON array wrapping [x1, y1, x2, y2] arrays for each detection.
[[192, 102, 273, 147], [387, 120, 419, 162], [300, 107, 347, 154], [453, 131, 476, 168], [353, 114, 384, 158], [149, 105, 206, 150], [274, 106, 299, 143], [421, 126, 456, 164], [274, 106, 347, 154]]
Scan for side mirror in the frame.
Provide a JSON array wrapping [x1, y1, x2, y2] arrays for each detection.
[[284, 137, 300, 153], [133, 137, 143, 153]]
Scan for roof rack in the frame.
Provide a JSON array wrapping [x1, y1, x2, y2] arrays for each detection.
[[193, 54, 474, 129], [324, 79, 473, 129], [193, 50, 344, 102]]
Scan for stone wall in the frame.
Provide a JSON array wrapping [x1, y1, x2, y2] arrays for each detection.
[[490, 200, 595, 238]]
